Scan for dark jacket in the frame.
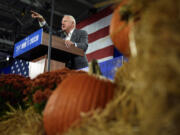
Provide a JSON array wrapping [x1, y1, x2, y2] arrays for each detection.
[[43, 23, 88, 69]]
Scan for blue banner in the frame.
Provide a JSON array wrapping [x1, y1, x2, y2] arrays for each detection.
[[13, 28, 43, 58], [99, 56, 123, 80], [80, 56, 123, 80]]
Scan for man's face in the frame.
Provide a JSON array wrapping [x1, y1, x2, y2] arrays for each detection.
[[61, 16, 74, 32]]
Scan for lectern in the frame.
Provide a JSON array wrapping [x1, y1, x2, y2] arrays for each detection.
[[13, 28, 84, 73]]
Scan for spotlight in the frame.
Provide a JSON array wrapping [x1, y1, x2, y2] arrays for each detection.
[[6, 56, 9, 61]]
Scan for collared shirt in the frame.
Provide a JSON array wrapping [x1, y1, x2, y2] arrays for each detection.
[[65, 28, 77, 47], [65, 28, 74, 40]]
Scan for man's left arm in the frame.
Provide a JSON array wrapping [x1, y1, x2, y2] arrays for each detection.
[[75, 30, 88, 52]]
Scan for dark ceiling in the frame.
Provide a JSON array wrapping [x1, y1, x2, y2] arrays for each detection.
[[0, 0, 107, 68]]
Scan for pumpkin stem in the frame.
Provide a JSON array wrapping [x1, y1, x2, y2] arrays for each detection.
[[88, 59, 102, 75]]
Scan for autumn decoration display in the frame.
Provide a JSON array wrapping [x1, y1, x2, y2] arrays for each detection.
[[1, 1, 180, 135], [43, 60, 115, 135]]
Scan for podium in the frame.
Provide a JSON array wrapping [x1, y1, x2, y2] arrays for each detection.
[[13, 28, 84, 75]]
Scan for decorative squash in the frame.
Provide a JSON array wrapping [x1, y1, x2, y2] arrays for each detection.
[[110, 0, 130, 57], [43, 60, 115, 135]]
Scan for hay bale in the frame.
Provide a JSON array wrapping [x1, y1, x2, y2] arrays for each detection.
[[0, 106, 45, 135], [131, 0, 180, 135]]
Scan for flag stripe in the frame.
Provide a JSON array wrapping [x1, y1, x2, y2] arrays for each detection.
[[88, 26, 109, 43], [87, 35, 113, 54], [81, 14, 112, 35], [77, 7, 113, 29], [86, 45, 114, 61], [98, 56, 113, 63]]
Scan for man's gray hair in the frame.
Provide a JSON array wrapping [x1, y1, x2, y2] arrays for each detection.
[[64, 15, 76, 27]]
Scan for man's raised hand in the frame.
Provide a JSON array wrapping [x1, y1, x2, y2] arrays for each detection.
[[31, 11, 45, 22]]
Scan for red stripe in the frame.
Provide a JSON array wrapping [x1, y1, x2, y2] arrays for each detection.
[[88, 26, 109, 43], [77, 7, 113, 29], [86, 45, 114, 62]]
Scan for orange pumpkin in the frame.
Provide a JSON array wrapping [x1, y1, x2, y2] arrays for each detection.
[[43, 73, 115, 135], [110, 0, 130, 57]]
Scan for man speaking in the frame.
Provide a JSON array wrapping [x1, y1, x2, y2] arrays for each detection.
[[31, 11, 88, 69]]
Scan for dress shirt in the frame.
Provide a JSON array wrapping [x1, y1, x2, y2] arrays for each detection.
[[65, 28, 77, 47], [65, 28, 74, 40]]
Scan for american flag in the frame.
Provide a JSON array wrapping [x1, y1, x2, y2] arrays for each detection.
[[77, 7, 114, 63], [10, 59, 29, 77]]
